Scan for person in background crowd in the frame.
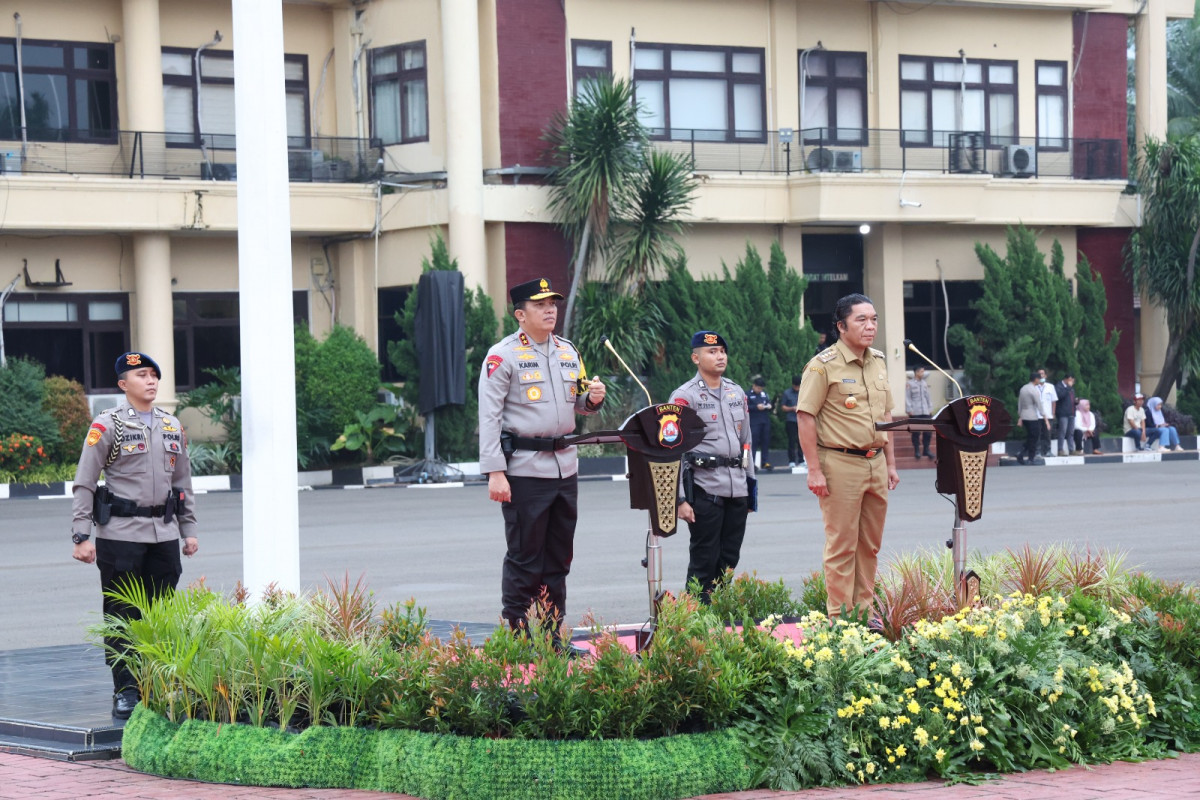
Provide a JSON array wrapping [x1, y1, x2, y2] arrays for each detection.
[[1146, 396, 1184, 452], [905, 366, 934, 459], [1123, 392, 1161, 451], [1054, 374, 1077, 456], [780, 374, 803, 468], [1015, 370, 1044, 465], [1036, 368, 1057, 456], [747, 375, 773, 470], [1073, 398, 1097, 455]]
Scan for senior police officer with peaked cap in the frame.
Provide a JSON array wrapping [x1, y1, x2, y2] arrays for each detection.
[[796, 294, 899, 619], [478, 278, 606, 640], [70, 351, 198, 719], [671, 331, 754, 600]]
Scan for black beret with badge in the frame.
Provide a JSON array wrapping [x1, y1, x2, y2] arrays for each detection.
[[115, 351, 162, 379], [690, 330, 729, 351]]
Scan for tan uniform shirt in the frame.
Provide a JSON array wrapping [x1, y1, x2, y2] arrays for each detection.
[[671, 373, 754, 499], [71, 403, 198, 543], [796, 339, 893, 449], [478, 330, 597, 478]]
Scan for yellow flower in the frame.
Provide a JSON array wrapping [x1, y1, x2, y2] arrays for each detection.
[[951, 662, 963, 677], [888, 755, 896, 764], [895, 745, 907, 757], [803, 658, 814, 669], [914, 727, 930, 747], [879, 716, 891, 730], [866, 762, 876, 775], [975, 726, 988, 736], [935, 748, 946, 763], [916, 678, 931, 689], [815, 647, 834, 662], [907, 700, 921, 714], [969, 739, 985, 752]]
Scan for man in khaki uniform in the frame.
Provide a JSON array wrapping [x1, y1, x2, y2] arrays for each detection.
[[796, 294, 899, 618], [478, 277, 606, 638], [71, 351, 199, 718]]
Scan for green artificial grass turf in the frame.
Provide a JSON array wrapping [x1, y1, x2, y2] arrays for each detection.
[[121, 705, 753, 800]]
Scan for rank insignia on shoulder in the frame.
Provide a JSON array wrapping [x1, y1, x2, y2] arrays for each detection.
[[808, 365, 823, 374], [518, 332, 531, 347], [817, 348, 838, 363]]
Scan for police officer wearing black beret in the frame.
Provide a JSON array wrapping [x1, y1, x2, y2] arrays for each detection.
[[70, 352, 198, 719]]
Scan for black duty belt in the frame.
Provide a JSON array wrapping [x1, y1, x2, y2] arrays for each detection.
[[686, 453, 743, 469], [505, 433, 570, 452], [111, 501, 168, 518], [820, 445, 883, 459]]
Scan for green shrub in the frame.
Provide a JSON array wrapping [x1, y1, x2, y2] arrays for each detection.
[[706, 570, 806, 625], [0, 460, 77, 485], [0, 433, 51, 474], [176, 366, 242, 473], [0, 358, 62, 455], [296, 325, 382, 462], [42, 375, 92, 463]]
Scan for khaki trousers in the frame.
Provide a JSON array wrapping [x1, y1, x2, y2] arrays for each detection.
[[817, 449, 889, 617]]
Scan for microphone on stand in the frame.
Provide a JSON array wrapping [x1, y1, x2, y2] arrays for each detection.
[[601, 335, 654, 407], [903, 339, 963, 399]]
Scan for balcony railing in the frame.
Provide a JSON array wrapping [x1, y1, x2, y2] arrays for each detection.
[[0, 131, 383, 183], [650, 128, 1126, 181]]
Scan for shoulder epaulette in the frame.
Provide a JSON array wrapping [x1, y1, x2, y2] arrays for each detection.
[[817, 347, 838, 363], [869, 347, 885, 359]]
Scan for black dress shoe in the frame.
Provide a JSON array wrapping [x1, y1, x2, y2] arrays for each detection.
[[112, 688, 139, 719]]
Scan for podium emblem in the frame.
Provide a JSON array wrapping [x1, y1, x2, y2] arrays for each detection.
[[967, 398, 991, 438], [657, 413, 682, 448]]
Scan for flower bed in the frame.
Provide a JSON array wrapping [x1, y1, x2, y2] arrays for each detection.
[[106, 551, 1200, 798]]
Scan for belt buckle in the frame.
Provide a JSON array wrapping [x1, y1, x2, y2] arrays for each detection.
[[865, 448, 878, 458]]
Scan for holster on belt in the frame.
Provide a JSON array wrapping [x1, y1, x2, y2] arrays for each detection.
[[92, 486, 113, 526], [681, 463, 695, 505], [164, 488, 184, 525], [500, 431, 516, 462]]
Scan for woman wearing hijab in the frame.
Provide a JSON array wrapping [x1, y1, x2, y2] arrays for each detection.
[[1073, 398, 1097, 454], [1146, 396, 1184, 451]]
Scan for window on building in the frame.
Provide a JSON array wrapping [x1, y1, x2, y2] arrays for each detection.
[[633, 43, 765, 142], [572, 39, 612, 97], [172, 291, 308, 389], [0, 38, 117, 142], [369, 42, 428, 146], [902, 280, 983, 371], [1036, 60, 1067, 150], [2, 294, 128, 390], [378, 286, 413, 382], [899, 56, 1016, 147], [162, 49, 309, 149], [800, 50, 867, 144]]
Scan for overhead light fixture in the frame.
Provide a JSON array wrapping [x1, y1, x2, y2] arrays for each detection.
[[859, 224, 871, 235]]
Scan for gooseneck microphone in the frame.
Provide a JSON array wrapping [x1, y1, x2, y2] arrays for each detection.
[[903, 339, 963, 399], [601, 335, 654, 407]]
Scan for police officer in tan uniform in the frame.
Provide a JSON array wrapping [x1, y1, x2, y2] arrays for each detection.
[[478, 278, 606, 638], [796, 294, 900, 618], [672, 331, 754, 600], [70, 351, 198, 718]]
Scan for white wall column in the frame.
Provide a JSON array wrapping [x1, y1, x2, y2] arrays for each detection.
[[131, 233, 176, 406], [440, 0, 488, 289], [1135, 0, 1171, 396], [232, 0, 300, 597], [121, 0, 166, 132], [864, 223, 906, 413]]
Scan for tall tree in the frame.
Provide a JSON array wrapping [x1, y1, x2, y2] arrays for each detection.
[[948, 226, 1081, 419], [1126, 135, 1200, 399], [387, 233, 499, 462], [543, 75, 696, 333], [1073, 255, 1123, 427]]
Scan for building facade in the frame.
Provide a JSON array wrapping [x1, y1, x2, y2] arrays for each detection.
[[0, 0, 1189, 415]]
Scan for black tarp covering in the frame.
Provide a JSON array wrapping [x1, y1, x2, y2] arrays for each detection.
[[414, 270, 466, 414]]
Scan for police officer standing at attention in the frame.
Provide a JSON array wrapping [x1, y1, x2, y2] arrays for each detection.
[[796, 294, 899, 619], [478, 278, 606, 642], [70, 352, 198, 719], [746, 375, 773, 470], [672, 331, 754, 600]]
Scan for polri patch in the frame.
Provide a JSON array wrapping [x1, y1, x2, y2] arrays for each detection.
[[673, 397, 689, 407], [486, 355, 504, 378], [86, 429, 102, 447]]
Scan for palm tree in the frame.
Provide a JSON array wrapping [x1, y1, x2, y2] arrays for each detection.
[[543, 75, 695, 334]]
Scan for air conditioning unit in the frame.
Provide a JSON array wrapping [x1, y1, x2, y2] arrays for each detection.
[[1005, 144, 1037, 178], [833, 150, 862, 172], [806, 147, 861, 173], [201, 162, 236, 181]]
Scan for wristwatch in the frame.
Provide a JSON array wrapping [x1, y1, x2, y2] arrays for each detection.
[[71, 532, 90, 545]]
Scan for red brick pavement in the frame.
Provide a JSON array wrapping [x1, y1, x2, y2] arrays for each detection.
[[1, 750, 1197, 799]]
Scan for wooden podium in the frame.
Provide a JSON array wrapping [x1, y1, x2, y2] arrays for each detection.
[[564, 403, 706, 649], [876, 395, 1013, 606]]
